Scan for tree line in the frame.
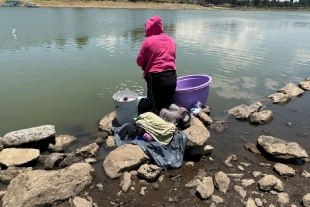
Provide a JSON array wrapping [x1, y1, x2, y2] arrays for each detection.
[[200, 0, 309, 8]]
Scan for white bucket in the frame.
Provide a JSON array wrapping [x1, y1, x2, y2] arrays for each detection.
[[113, 91, 139, 125]]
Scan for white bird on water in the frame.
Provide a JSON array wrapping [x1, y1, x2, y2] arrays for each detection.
[[12, 28, 16, 34]]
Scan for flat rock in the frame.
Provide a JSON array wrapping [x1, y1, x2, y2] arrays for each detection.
[[274, 163, 295, 177], [258, 174, 285, 192], [244, 142, 261, 154], [241, 179, 255, 187], [0, 148, 40, 167], [98, 111, 117, 134], [228, 102, 262, 119], [268, 93, 291, 104], [103, 144, 150, 179], [48, 135, 77, 152], [214, 171, 230, 194], [257, 135, 308, 159], [278, 83, 304, 97], [2, 125, 56, 147], [197, 112, 213, 126], [184, 125, 210, 148], [2, 163, 93, 207], [74, 143, 99, 158], [298, 81, 310, 91], [249, 110, 274, 125]]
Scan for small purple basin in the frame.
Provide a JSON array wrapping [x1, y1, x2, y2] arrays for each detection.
[[172, 74, 212, 110]]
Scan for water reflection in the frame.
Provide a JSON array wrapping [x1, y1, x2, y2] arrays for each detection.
[[75, 37, 89, 49]]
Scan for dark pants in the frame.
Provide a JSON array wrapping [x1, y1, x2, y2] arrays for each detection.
[[145, 70, 177, 112]]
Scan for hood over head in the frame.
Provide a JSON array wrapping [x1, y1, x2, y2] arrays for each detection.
[[145, 16, 164, 37]]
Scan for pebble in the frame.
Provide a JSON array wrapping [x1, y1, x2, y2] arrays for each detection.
[[140, 187, 147, 196], [151, 182, 160, 190], [259, 163, 271, 168]]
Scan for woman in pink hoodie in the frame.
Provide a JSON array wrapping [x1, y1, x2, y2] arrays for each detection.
[[137, 15, 177, 112]]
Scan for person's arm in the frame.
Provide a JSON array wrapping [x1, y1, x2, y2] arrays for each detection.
[[137, 40, 148, 70]]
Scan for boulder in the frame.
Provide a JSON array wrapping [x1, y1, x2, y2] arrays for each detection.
[[103, 144, 149, 179], [278, 83, 304, 97], [48, 135, 77, 152], [274, 163, 295, 177], [44, 153, 66, 170], [0, 148, 40, 167], [298, 81, 310, 91], [303, 193, 310, 207], [2, 163, 94, 207], [184, 125, 210, 148], [249, 110, 274, 125], [257, 135, 308, 159], [190, 116, 205, 128], [0, 167, 32, 184], [268, 93, 290, 104], [72, 196, 92, 207], [2, 125, 56, 147], [257, 174, 285, 192], [196, 177, 214, 199], [137, 164, 162, 182], [214, 171, 230, 194], [228, 102, 262, 119], [74, 143, 99, 158], [98, 111, 117, 134]]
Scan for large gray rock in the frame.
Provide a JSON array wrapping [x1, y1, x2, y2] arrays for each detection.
[[184, 125, 210, 148], [249, 110, 274, 125], [2, 163, 94, 207], [196, 177, 214, 199], [228, 102, 262, 119], [2, 125, 56, 147], [98, 111, 117, 134], [303, 193, 310, 207], [0, 148, 40, 167], [258, 174, 285, 192], [278, 83, 305, 97], [257, 135, 308, 159], [103, 144, 150, 179], [0, 167, 32, 184], [299, 81, 310, 91], [268, 93, 291, 104], [48, 135, 77, 152], [214, 171, 230, 194], [274, 163, 295, 177]]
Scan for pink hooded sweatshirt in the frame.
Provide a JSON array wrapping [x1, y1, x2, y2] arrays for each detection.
[[137, 16, 176, 78]]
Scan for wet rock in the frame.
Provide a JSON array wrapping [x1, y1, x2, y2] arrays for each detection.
[[48, 135, 77, 152], [59, 153, 84, 168], [94, 137, 105, 145], [151, 182, 160, 190], [287, 122, 292, 127], [0, 148, 40, 167], [119, 172, 131, 192], [37, 155, 48, 165], [253, 171, 262, 178], [184, 125, 210, 148], [299, 81, 310, 91], [0, 167, 32, 184], [106, 136, 116, 148], [255, 198, 263, 206], [202, 106, 211, 115], [209, 121, 229, 133], [241, 179, 255, 187], [2, 163, 93, 207], [257, 135, 308, 159], [103, 144, 150, 179], [228, 102, 262, 119], [74, 143, 99, 158], [249, 110, 274, 125], [137, 164, 162, 182], [140, 187, 147, 196], [211, 195, 224, 204], [278, 83, 305, 97], [72, 196, 92, 207], [245, 198, 256, 207], [257, 174, 285, 192], [227, 173, 244, 179], [224, 154, 237, 167], [96, 131, 109, 139], [234, 185, 246, 198], [44, 153, 66, 170], [303, 193, 310, 207], [274, 163, 295, 177], [196, 177, 214, 199], [98, 111, 117, 134], [277, 192, 289, 204], [85, 158, 97, 164], [268, 93, 291, 104], [197, 112, 213, 126], [302, 170, 310, 178], [214, 171, 230, 194]]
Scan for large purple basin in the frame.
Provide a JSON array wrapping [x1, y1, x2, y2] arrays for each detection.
[[172, 74, 212, 110]]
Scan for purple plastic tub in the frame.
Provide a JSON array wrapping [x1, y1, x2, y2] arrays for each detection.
[[172, 74, 212, 110]]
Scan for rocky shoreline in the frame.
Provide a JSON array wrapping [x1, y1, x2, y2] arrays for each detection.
[[0, 77, 309, 207]]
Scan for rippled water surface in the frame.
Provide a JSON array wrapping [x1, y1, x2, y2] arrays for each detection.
[[0, 8, 310, 136]]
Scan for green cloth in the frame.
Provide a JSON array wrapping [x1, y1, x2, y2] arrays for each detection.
[[135, 112, 176, 145]]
